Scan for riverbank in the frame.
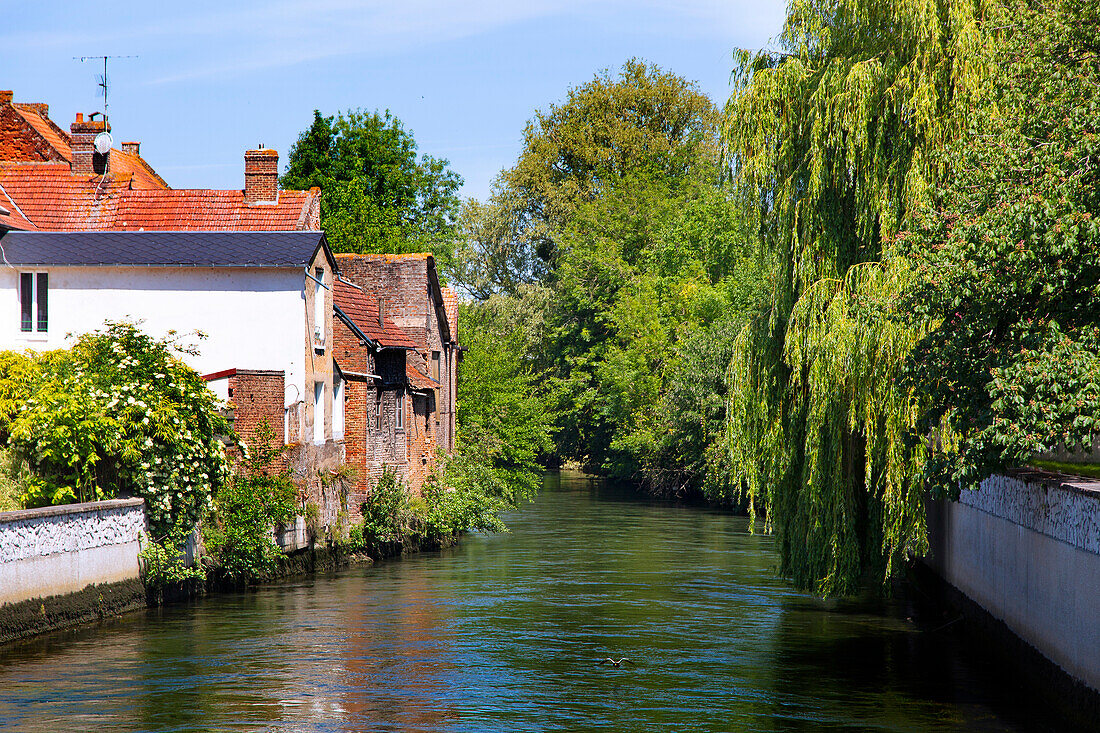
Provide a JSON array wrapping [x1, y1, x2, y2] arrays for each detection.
[[0, 519, 461, 647]]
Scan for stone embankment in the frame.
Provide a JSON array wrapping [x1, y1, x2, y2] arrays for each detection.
[[0, 499, 148, 643], [925, 469, 1100, 695]]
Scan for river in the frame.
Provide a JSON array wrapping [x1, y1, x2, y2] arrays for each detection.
[[0, 472, 1076, 731]]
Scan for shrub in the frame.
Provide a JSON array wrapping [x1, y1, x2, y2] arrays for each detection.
[[0, 322, 230, 535], [204, 421, 295, 583]]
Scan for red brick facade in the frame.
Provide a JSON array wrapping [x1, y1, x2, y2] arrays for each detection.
[[330, 257, 460, 519]]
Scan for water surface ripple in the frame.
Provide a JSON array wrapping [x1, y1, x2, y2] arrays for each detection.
[[0, 473, 1073, 731]]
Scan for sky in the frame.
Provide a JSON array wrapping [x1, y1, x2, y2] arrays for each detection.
[[0, 1, 786, 202]]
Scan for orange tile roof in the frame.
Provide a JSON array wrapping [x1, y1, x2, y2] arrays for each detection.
[[0, 184, 36, 230], [440, 286, 459, 339], [1, 92, 318, 232], [406, 363, 436, 391], [0, 163, 320, 231], [11, 105, 70, 161], [116, 189, 319, 230], [0, 163, 129, 230], [333, 279, 419, 350]]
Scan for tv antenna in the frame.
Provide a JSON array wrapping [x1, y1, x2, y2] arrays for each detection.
[[73, 55, 137, 128]]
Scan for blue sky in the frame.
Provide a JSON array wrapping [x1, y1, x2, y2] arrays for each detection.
[[1, 1, 785, 201]]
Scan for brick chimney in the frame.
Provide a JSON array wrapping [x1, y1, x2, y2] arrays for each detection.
[[0, 91, 12, 105], [244, 148, 279, 204], [70, 113, 110, 176], [122, 141, 140, 155]]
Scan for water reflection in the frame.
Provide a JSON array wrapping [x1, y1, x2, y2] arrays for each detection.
[[0, 471, 1081, 732]]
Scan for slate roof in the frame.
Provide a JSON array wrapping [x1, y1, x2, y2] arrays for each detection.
[[333, 279, 418, 350], [0, 230, 331, 267]]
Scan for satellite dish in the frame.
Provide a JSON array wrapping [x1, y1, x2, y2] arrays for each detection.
[[94, 131, 113, 155]]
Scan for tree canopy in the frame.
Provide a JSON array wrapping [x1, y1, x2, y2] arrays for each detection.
[[722, 0, 989, 594], [449, 59, 719, 297], [282, 109, 463, 266], [904, 0, 1100, 495]]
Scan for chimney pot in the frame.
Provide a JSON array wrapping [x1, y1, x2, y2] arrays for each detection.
[[244, 148, 279, 204], [76, 112, 83, 123]]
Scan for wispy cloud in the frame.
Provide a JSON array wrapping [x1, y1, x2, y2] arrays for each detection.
[[0, 0, 783, 86]]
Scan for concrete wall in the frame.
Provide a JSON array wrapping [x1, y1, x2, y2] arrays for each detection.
[[925, 471, 1100, 692], [0, 498, 146, 606]]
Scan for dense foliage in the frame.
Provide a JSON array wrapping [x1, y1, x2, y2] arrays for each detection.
[[720, 0, 990, 594], [282, 109, 463, 266], [904, 0, 1100, 495], [450, 59, 719, 297], [202, 421, 296, 583], [0, 322, 231, 537], [449, 300, 556, 501], [454, 61, 764, 500]]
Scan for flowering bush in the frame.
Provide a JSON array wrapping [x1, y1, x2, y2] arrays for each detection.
[[0, 322, 231, 536]]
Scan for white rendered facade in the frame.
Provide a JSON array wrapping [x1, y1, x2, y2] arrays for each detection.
[[0, 264, 322, 417]]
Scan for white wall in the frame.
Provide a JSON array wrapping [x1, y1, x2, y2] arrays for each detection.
[[0, 498, 147, 606], [925, 473, 1100, 693], [0, 266, 307, 407]]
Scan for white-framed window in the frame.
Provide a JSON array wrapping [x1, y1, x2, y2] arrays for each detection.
[[374, 391, 382, 433], [313, 267, 325, 346], [431, 351, 441, 382], [19, 272, 48, 335], [395, 388, 404, 431], [313, 380, 325, 444], [333, 370, 344, 441]]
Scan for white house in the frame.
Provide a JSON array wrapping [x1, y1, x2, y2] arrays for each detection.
[[0, 229, 342, 450]]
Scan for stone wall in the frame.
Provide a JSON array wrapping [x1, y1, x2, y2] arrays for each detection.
[[0, 498, 147, 606], [925, 470, 1100, 693]]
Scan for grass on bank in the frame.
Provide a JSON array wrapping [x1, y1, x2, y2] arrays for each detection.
[[1027, 459, 1100, 480]]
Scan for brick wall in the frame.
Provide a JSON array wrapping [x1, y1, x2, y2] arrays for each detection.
[[0, 104, 60, 162], [69, 115, 108, 176], [228, 369, 285, 451]]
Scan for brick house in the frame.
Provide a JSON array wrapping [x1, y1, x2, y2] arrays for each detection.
[[0, 90, 319, 232], [0, 90, 463, 526], [329, 254, 462, 515]]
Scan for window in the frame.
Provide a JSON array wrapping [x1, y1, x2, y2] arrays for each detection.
[[431, 351, 440, 382], [19, 272, 47, 334], [333, 371, 344, 441], [313, 380, 325, 444], [374, 391, 382, 432], [395, 388, 404, 431], [313, 267, 325, 345]]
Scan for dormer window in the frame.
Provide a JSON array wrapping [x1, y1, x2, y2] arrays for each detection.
[[19, 272, 47, 334]]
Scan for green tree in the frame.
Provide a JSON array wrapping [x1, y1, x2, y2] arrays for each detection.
[[722, 0, 990, 594], [904, 0, 1100, 494], [282, 109, 463, 266], [449, 58, 718, 294], [203, 421, 296, 583], [448, 299, 557, 504]]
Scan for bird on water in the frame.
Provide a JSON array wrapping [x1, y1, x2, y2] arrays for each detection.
[[597, 658, 633, 667]]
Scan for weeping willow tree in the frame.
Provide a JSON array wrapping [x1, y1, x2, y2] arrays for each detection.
[[723, 0, 992, 594]]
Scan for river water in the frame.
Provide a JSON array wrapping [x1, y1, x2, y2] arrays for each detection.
[[0, 472, 1076, 732]]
